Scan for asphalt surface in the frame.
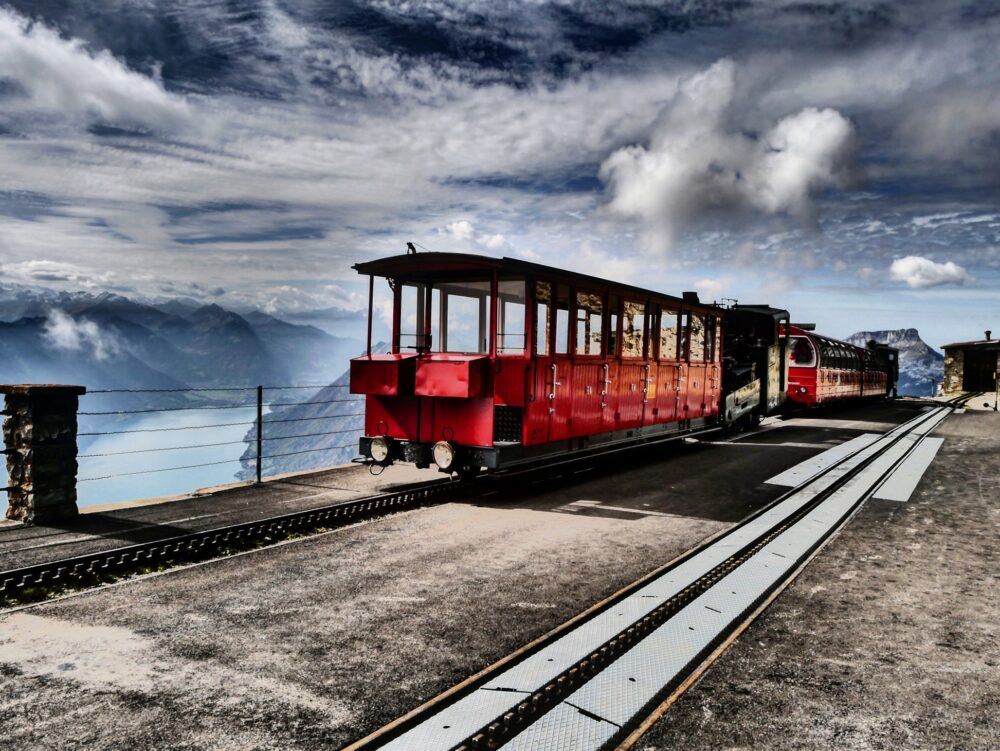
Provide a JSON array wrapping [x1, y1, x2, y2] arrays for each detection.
[[1, 400, 978, 751]]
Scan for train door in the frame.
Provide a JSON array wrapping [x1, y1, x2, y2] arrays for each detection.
[[618, 299, 647, 429], [704, 315, 722, 419], [687, 312, 708, 419], [549, 284, 574, 441], [572, 290, 605, 438], [527, 281, 553, 445], [655, 305, 681, 424], [601, 295, 620, 434]]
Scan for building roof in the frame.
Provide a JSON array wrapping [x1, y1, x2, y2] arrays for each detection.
[[942, 339, 1000, 351]]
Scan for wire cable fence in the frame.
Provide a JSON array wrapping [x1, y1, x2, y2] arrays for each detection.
[[71, 384, 366, 495]]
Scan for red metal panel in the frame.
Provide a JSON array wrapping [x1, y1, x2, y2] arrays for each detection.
[[364, 395, 418, 440], [415, 355, 490, 398], [525, 357, 552, 445], [600, 361, 618, 434], [493, 358, 528, 407], [653, 361, 680, 424], [350, 355, 417, 396], [424, 397, 494, 447], [704, 363, 722, 418], [571, 362, 603, 437], [549, 359, 573, 440], [787, 367, 818, 405], [616, 362, 646, 429]]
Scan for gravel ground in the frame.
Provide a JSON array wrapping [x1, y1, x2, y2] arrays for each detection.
[[636, 410, 1000, 751], [0, 499, 727, 750]]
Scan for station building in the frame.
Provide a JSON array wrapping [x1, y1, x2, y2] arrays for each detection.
[[942, 330, 1000, 395]]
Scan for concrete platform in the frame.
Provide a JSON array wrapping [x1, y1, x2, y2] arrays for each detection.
[[2, 401, 986, 750]]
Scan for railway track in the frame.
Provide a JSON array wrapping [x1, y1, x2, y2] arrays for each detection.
[[344, 400, 959, 751], [0, 476, 464, 606]]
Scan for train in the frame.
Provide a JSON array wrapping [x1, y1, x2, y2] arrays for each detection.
[[349, 252, 898, 476]]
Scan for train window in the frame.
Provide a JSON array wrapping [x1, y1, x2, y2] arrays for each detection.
[[399, 283, 429, 351], [689, 315, 707, 362], [705, 315, 718, 362], [789, 337, 817, 367], [575, 291, 603, 356], [622, 301, 645, 358], [608, 295, 620, 358], [679, 312, 690, 359], [714, 318, 722, 362], [534, 281, 550, 355], [432, 279, 491, 353], [555, 284, 570, 355], [497, 279, 526, 355], [659, 308, 679, 361]]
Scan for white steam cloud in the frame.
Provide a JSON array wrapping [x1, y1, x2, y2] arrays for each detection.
[[42, 309, 120, 361], [599, 59, 857, 251], [889, 256, 971, 289], [0, 8, 190, 129]]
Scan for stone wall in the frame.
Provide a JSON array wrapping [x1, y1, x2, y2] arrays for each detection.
[[942, 348, 963, 396], [2, 385, 86, 524]]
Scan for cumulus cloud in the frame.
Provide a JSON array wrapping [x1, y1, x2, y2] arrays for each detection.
[[42, 309, 120, 361], [694, 278, 726, 298], [0, 7, 190, 130], [444, 220, 475, 240], [599, 59, 856, 251], [889, 255, 971, 289]]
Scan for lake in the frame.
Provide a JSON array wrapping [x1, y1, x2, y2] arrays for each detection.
[[3, 407, 257, 515]]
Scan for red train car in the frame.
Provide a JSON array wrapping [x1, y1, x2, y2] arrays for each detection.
[[350, 252, 725, 474], [784, 324, 897, 406]]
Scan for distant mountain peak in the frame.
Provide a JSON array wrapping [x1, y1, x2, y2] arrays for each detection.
[[845, 328, 943, 397]]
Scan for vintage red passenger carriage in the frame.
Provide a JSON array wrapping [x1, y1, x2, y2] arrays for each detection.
[[349, 252, 727, 474], [784, 324, 898, 406]]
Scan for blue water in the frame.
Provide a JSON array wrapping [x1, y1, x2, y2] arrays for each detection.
[[76, 408, 258, 508], [2, 409, 257, 515]]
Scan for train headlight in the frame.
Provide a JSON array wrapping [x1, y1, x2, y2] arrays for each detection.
[[432, 441, 456, 470], [370, 436, 390, 463]]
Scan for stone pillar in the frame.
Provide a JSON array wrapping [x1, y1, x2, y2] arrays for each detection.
[[2, 385, 86, 525]]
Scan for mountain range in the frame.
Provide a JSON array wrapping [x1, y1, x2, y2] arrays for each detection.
[[845, 328, 943, 397], [0, 283, 363, 410]]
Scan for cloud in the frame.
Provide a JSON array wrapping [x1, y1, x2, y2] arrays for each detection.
[[889, 256, 971, 289], [599, 59, 856, 251], [444, 220, 475, 240], [694, 278, 726, 298], [0, 8, 190, 131], [42, 309, 120, 361]]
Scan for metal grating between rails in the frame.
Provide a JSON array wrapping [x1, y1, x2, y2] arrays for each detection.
[[0, 478, 464, 605]]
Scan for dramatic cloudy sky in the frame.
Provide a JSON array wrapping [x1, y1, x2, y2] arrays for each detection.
[[0, 0, 998, 347]]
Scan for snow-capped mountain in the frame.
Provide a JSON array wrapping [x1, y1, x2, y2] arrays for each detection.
[[845, 328, 944, 397]]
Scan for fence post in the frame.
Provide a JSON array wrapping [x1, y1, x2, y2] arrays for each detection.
[[255, 385, 263, 484], [1, 384, 86, 525]]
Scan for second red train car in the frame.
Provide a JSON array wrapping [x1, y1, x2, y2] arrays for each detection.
[[784, 324, 897, 406]]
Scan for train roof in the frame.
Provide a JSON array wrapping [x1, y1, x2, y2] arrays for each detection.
[[353, 252, 720, 312]]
